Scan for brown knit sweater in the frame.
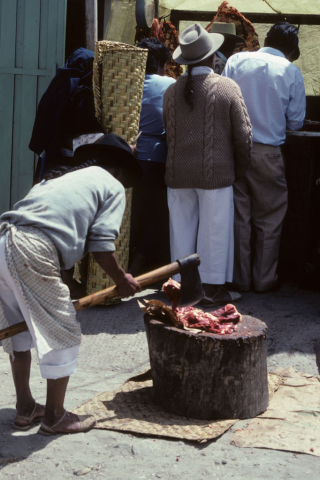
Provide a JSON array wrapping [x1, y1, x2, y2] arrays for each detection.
[[163, 73, 252, 189]]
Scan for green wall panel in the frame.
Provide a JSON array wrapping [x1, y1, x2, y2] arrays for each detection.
[[38, 0, 49, 70], [0, 74, 14, 213], [11, 75, 38, 206], [0, 0, 67, 214], [23, 0, 41, 68], [0, 0, 17, 68]]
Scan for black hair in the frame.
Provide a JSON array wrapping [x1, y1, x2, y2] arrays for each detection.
[[265, 22, 299, 57], [137, 38, 171, 74], [184, 65, 194, 110], [43, 157, 119, 181]]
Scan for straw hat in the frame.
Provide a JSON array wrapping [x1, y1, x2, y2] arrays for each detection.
[[210, 22, 245, 44], [173, 23, 224, 65], [74, 133, 143, 188]]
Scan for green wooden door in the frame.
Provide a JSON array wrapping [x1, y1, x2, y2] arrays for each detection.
[[0, 0, 67, 214]]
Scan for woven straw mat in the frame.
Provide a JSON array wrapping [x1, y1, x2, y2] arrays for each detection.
[[87, 42, 147, 303], [73, 369, 283, 442]]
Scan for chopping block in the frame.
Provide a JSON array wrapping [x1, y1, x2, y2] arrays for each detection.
[[144, 315, 269, 420]]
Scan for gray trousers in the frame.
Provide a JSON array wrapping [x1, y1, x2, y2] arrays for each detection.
[[233, 142, 288, 292]]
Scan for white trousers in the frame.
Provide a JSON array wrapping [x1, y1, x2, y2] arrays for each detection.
[[167, 187, 234, 284], [0, 235, 79, 379]]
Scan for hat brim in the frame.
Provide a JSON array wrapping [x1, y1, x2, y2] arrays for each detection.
[[173, 33, 224, 65], [73, 143, 143, 189], [220, 32, 246, 44]]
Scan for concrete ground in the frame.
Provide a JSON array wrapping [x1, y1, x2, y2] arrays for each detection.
[[1, 283, 320, 479]]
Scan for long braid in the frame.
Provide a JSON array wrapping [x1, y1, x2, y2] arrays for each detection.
[[43, 159, 100, 181], [184, 65, 194, 110]]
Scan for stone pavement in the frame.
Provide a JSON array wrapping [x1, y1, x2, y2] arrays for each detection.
[[0, 285, 320, 479]]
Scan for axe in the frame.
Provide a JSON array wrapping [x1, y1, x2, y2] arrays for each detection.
[[0, 254, 205, 341]]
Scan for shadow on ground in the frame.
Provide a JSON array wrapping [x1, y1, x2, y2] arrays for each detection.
[[0, 408, 58, 470]]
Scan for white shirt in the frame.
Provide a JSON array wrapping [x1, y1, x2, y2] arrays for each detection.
[[183, 66, 213, 76], [222, 47, 306, 146]]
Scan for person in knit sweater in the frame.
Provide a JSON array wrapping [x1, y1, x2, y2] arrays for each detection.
[[163, 24, 252, 307]]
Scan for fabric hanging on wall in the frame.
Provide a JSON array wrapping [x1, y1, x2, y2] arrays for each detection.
[[135, 18, 183, 79], [205, 1, 260, 52]]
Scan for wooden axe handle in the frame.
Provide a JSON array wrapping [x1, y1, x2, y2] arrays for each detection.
[[0, 256, 198, 341], [73, 259, 182, 311]]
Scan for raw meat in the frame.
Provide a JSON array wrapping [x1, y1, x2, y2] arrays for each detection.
[[175, 304, 241, 334], [162, 278, 241, 334], [162, 278, 181, 311]]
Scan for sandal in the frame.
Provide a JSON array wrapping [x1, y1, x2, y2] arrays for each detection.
[[37, 410, 96, 436], [13, 402, 45, 431]]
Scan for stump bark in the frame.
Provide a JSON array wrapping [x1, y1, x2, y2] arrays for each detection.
[[144, 314, 269, 420]]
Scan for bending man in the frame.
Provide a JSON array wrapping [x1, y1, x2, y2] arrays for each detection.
[[0, 134, 142, 435]]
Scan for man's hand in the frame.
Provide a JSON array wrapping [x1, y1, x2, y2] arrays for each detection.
[[116, 273, 141, 298], [92, 251, 141, 298]]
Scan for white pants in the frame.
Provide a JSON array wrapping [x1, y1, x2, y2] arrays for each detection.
[[167, 187, 234, 284], [0, 235, 79, 379]]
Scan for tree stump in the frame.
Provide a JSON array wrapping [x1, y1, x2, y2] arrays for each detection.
[[144, 314, 269, 420]]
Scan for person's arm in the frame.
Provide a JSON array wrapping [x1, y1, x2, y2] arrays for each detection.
[[286, 70, 306, 131], [87, 181, 140, 298], [230, 84, 252, 178], [163, 90, 168, 132], [92, 251, 141, 298]]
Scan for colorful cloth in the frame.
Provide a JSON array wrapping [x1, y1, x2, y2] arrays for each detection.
[[135, 18, 182, 79], [206, 1, 260, 52]]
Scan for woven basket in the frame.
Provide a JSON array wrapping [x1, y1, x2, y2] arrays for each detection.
[[93, 41, 148, 142], [86, 41, 147, 304]]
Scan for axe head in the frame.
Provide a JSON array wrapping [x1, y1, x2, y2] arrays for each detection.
[[177, 255, 205, 307]]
